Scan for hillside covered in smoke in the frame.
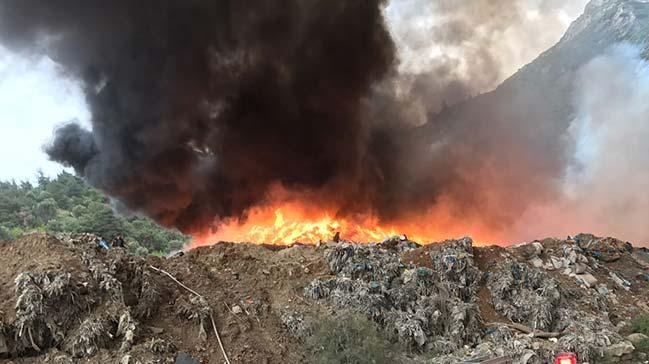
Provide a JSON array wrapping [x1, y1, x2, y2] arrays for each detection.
[[0, 0, 647, 243], [414, 0, 649, 242]]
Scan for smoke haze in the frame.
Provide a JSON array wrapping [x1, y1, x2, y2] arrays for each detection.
[[385, 0, 589, 116], [509, 44, 649, 242], [0, 0, 647, 244]]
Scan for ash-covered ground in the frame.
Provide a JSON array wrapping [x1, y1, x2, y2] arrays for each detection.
[[0, 233, 648, 364]]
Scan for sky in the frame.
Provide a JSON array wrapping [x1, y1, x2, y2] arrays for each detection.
[[0, 2, 587, 182], [0, 47, 90, 182]]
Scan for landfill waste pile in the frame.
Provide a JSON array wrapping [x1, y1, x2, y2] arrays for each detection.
[[303, 237, 483, 353], [0, 233, 648, 363]]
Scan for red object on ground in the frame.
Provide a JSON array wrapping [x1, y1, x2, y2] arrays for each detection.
[[555, 353, 577, 364]]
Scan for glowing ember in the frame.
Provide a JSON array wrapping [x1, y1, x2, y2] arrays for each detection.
[[190, 200, 500, 248]]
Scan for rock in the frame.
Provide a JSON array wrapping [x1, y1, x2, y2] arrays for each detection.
[[231, 305, 243, 314], [176, 352, 201, 364], [576, 273, 598, 288], [532, 242, 544, 256], [262, 269, 271, 275], [627, 333, 649, 344], [606, 342, 634, 357]]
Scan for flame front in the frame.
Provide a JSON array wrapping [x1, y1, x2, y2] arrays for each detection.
[[190, 200, 500, 248]]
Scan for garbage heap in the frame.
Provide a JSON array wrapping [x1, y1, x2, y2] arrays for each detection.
[[303, 235, 648, 364], [305, 237, 482, 354], [0, 234, 160, 359]]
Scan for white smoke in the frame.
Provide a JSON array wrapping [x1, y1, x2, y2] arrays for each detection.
[[511, 44, 649, 244], [382, 0, 590, 125], [385, 0, 589, 91]]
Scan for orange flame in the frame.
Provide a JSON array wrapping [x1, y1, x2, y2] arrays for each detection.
[[190, 198, 501, 248]]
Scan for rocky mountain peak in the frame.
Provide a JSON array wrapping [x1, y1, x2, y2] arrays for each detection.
[[561, 0, 648, 46]]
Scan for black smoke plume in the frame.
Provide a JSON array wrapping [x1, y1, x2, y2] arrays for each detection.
[[0, 0, 402, 232], [3, 0, 646, 243]]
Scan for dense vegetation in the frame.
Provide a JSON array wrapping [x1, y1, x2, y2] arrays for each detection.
[[0, 171, 188, 255], [306, 311, 398, 364]]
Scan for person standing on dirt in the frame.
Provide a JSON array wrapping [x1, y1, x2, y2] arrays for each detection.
[[112, 234, 126, 248], [96, 236, 110, 250]]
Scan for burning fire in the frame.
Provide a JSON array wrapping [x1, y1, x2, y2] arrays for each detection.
[[190, 199, 500, 248]]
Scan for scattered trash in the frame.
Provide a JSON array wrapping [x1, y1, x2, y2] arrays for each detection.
[[609, 272, 632, 290], [627, 333, 649, 345], [3, 232, 648, 364], [639, 274, 649, 282], [596, 284, 610, 296], [576, 273, 598, 288], [529, 257, 544, 268], [305, 238, 482, 353], [606, 341, 635, 357]]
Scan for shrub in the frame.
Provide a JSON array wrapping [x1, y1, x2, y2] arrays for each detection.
[[635, 338, 649, 354], [0, 226, 11, 241], [631, 314, 649, 336], [306, 311, 397, 364]]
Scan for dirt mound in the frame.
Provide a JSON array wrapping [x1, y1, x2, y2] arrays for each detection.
[[0, 233, 647, 364]]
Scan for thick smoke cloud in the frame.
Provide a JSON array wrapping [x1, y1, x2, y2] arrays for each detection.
[[0, 0, 398, 232], [385, 0, 588, 116], [46, 123, 97, 173], [1, 0, 646, 244], [509, 44, 649, 243]]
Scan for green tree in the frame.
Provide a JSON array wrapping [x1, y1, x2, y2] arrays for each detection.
[[0, 226, 11, 241], [34, 198, 58, 224], [72, 205, 87, 217], [125, 217, 188, 253], [78, 202, 124, 238], [0, 172, 189, 254]]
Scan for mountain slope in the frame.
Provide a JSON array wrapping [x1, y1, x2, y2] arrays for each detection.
[[412, 0, 649, 231]]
